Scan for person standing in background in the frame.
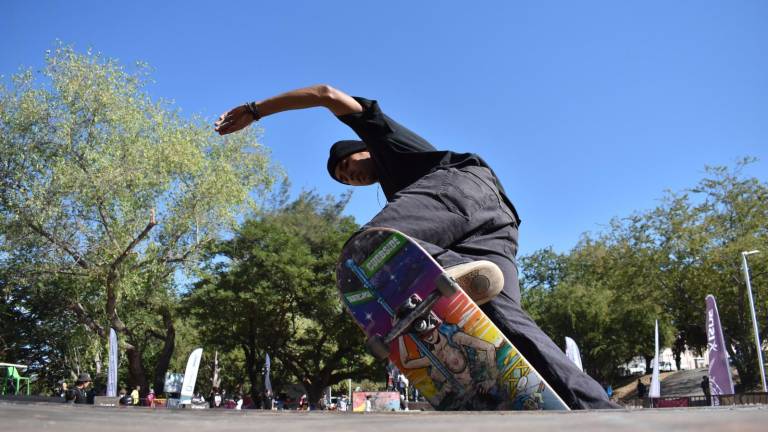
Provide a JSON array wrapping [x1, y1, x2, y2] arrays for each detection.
[[131, 385, 140, 406], [66, 373, 92, 404]]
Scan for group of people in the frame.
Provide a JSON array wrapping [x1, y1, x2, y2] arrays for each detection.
[[59, 373, 151, 406], [206, 388, 246, 409], [388, 369, 421, 403], [118, 385, 151, 406]]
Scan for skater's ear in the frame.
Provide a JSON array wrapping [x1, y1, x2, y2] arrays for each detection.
[[327, 140, 367, 181]]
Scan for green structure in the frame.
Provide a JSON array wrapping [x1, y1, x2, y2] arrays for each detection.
[[1, 363, 31, 396]]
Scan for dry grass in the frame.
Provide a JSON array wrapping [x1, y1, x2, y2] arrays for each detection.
[[613, 372, 677, 401]]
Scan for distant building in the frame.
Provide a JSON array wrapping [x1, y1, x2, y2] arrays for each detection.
[[619, 347, 709, 375]]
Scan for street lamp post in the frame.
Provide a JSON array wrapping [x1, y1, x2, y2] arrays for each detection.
[[741, 250, 766, 392]]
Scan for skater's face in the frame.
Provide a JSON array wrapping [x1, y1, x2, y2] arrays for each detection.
[[334, 151, 377, 186], [421, 328, 440, 345]]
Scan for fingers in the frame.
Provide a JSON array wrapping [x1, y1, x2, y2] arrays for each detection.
[[214, 109, 238, 134], [215, 121, 231, 135], [215, 115, 232, 128], [214, 113, 228, 128], [214, 105, 254, 135], [215, 118, 250, 136]]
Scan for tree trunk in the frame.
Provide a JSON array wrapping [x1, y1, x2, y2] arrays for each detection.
[[94, 349, 102, 374], [729, 338, 758, 391], [243, 346, 261, 403], [212, 351, 221, 391], [304, 379, 326, 410], [153, 307, 175, 395], [672, 333, 685, 371], [126, 344, 149, 396], [304, 366, 340, 409], [105, 216, 156, 397]]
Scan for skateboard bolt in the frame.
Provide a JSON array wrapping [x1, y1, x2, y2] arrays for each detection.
[[414, 319, 427, 332]]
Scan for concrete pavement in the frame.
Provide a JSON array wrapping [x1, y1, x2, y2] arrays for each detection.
[[1, 401, 766, 432]]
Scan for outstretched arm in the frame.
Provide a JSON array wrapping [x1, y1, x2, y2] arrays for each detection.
[[399, 335, 431, 369], [214, 84, 363, 135]]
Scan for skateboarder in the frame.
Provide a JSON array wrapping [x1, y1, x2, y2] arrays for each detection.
[[215, 84, 618, 409]]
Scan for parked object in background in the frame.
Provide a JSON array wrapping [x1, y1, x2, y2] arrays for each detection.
[[1, 365, 30, 396], [93, 396, 121, 407], [119, 389, 132, 406]]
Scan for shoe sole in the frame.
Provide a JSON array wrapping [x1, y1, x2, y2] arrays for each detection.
[[446, 261, 504, 305]]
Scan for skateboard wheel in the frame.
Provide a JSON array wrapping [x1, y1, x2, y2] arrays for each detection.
[[435, 273, 459, 297], [365, 335, 390, 360]]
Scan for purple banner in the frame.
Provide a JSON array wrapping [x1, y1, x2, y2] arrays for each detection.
[[706, 295, 734, 405]]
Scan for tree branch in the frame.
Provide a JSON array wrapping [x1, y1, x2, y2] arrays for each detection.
[[96, 199, 120, 250], [27, 268, 90, 278], [146, 329, 167, 341], [162, 238, 213, 266], [106, 210, 157, 333], [68, 302, 106, 338], [25, 219, 90, 269], [111, 209, 157, 273], [279, 351, 308, 379]]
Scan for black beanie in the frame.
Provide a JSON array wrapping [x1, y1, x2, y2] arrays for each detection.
[[327, 140, 367, 182]]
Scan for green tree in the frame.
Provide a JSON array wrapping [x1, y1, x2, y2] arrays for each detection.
[[0, 44, 276, 393], [521, 159, 766, 388], [522, 235, 669, 381], [186, 189, 378, 405], [646, 160, 768, 388], [0, 267, 93, 393]]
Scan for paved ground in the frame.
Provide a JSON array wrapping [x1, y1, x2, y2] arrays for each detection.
[[661, 368, 709, 396], [615, 367, 744, 402], [2, 401, 767, 432]]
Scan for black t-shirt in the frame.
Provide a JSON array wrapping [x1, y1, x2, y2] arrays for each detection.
[[66, 386, 89, 404], [337, 97, 520, 224]]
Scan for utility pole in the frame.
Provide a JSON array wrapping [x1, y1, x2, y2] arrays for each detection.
[[742, 250, 766, 392]]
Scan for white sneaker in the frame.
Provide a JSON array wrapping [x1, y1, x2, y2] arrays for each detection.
[[444, 260, 504, 305]]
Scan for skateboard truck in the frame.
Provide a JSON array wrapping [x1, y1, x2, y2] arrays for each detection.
[[365, 273, 461, 360]]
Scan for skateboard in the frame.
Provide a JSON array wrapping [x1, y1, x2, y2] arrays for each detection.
[[336, 228, 570, 411]]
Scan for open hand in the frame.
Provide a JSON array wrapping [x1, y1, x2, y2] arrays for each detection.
[[479, 379, 496, 394], [214, 105, 255, 135]]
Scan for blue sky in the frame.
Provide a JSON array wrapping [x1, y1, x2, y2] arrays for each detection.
[[2, 1, 766, 256]]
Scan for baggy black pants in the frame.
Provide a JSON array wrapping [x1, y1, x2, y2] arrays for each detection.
[[364, 166, 619, 409]]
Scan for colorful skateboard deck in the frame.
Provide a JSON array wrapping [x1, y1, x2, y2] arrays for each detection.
[[337, 228, 570, 411]]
